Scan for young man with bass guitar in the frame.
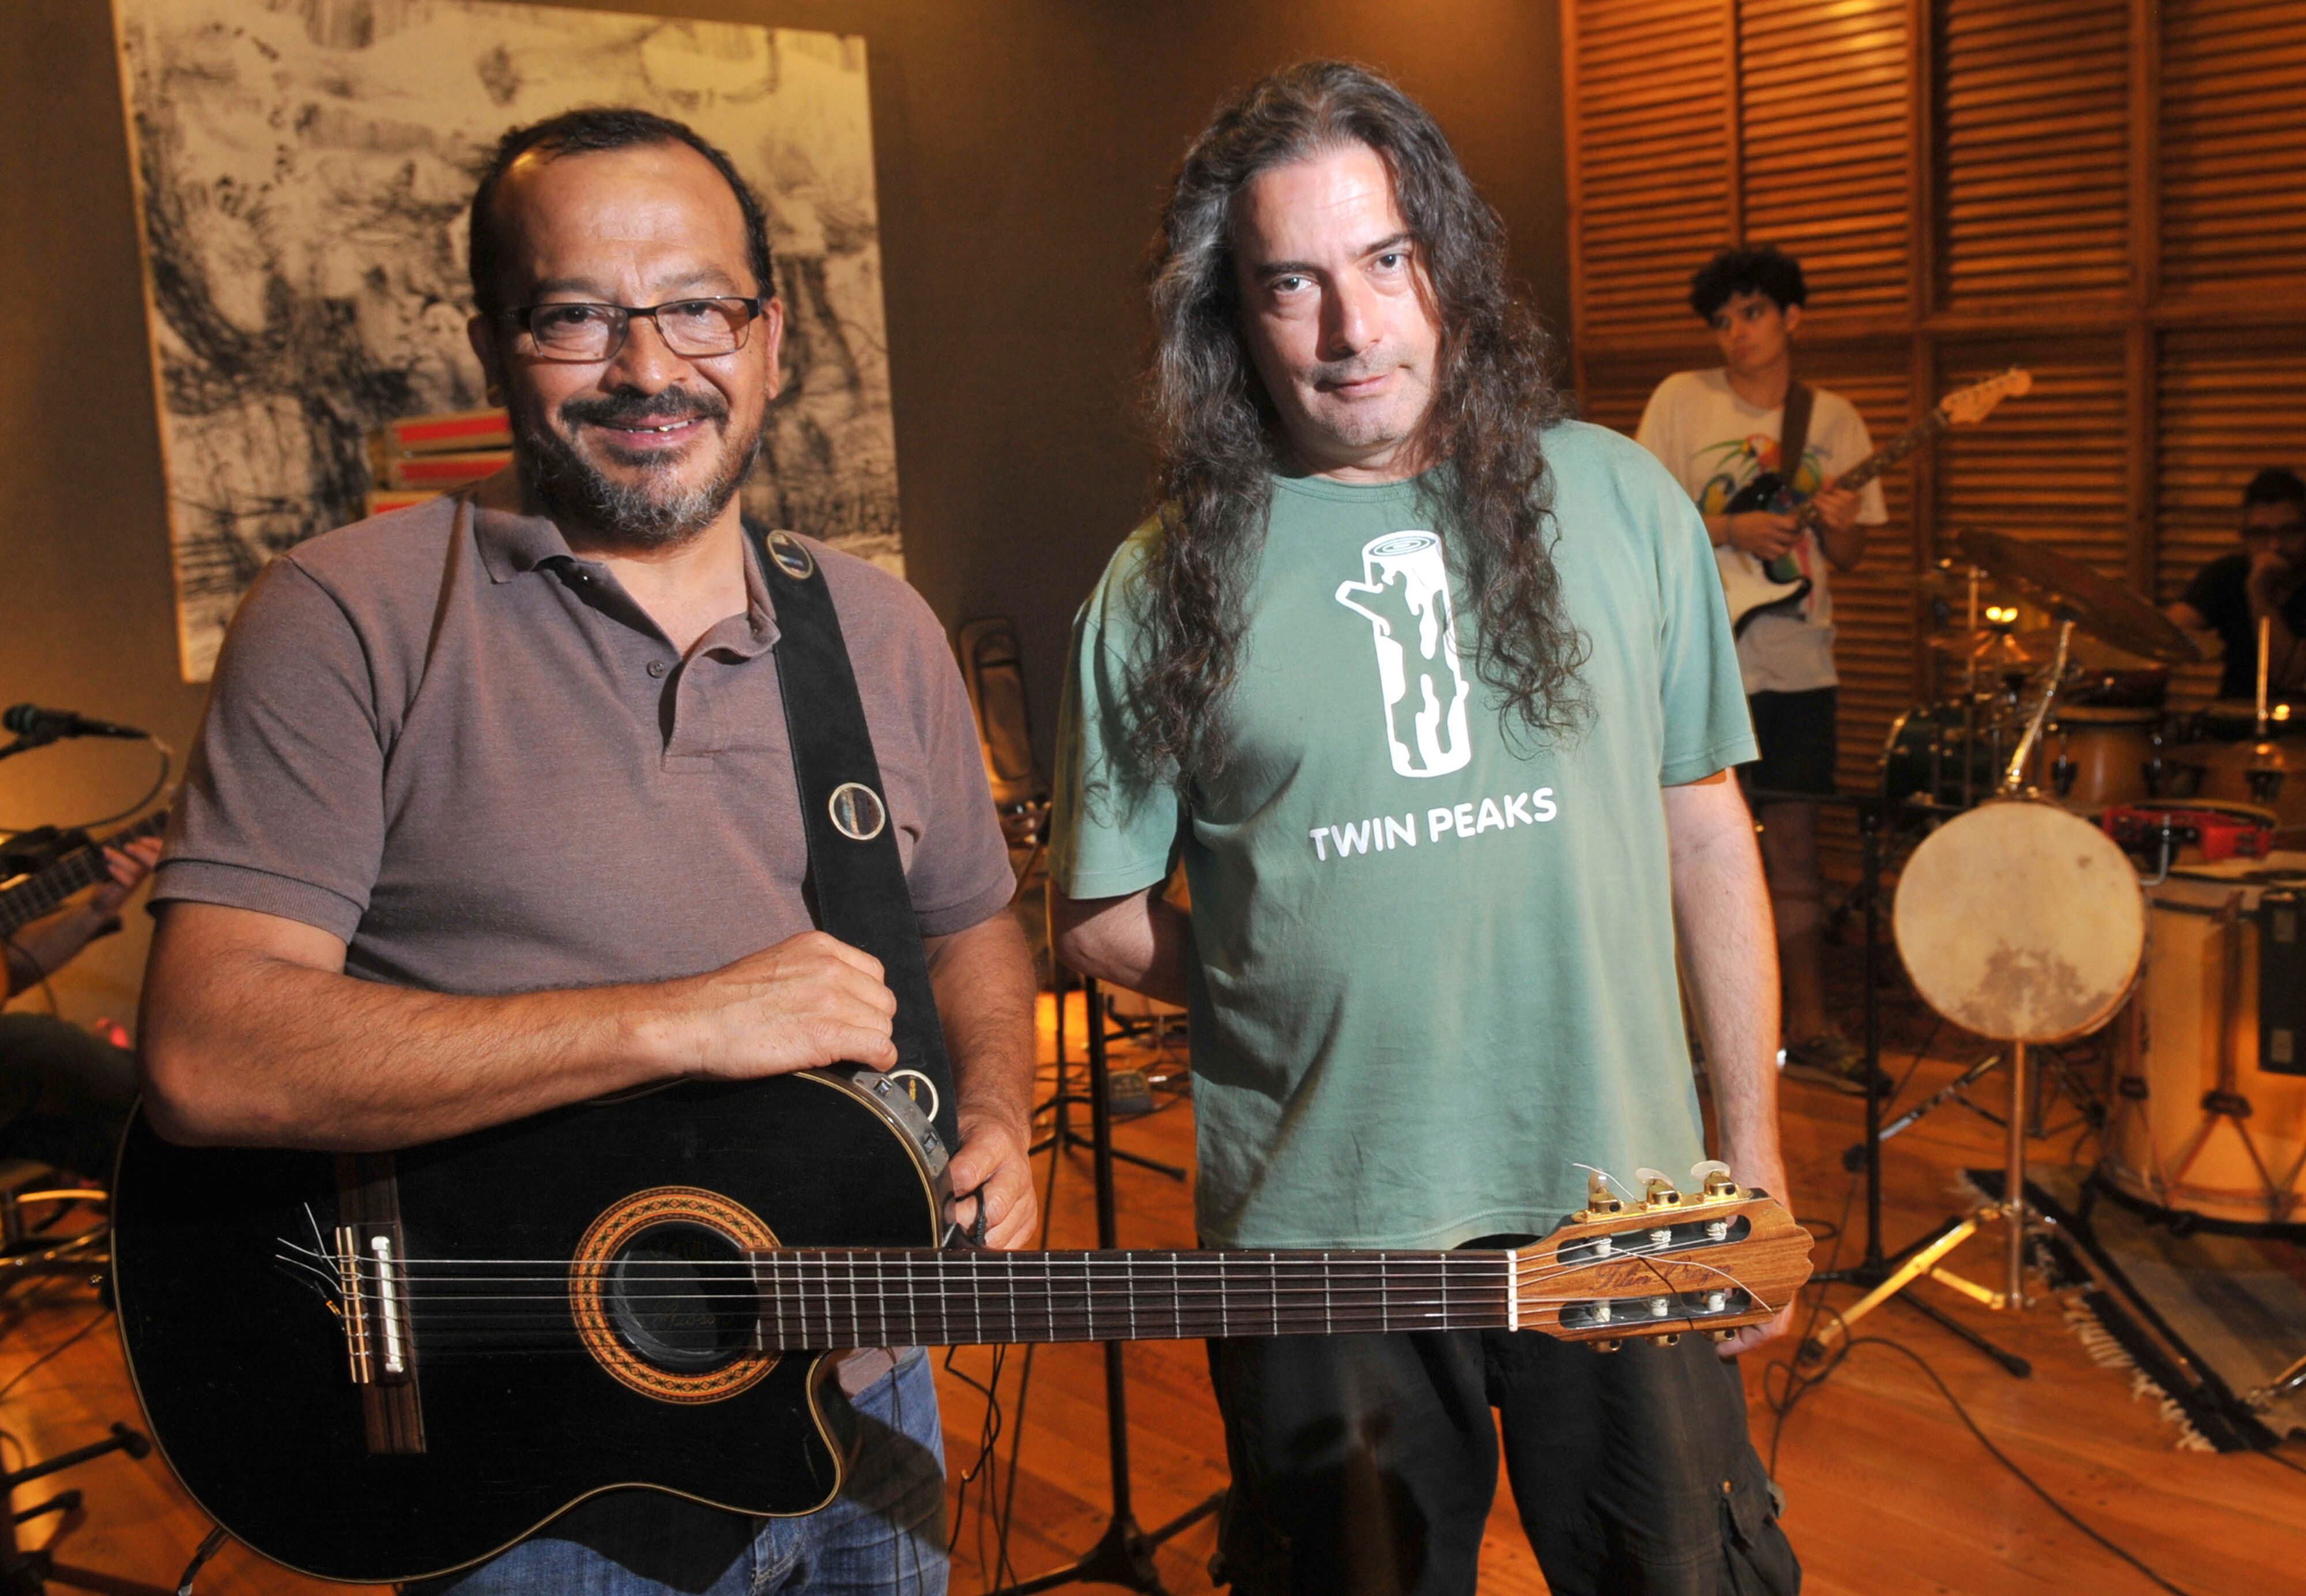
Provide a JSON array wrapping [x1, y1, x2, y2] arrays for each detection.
[[1637, 246, 1887, 1095]]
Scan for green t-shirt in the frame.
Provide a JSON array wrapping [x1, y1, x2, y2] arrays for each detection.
[[1050, 421, 1757, 1248]]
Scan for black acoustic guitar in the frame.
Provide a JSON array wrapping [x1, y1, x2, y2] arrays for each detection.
[[112, 1068, 1814, 1584], [1716, 367, 2032, 633]]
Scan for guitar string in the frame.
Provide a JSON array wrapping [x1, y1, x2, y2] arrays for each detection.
[[293, 1243, 1746, 1305]]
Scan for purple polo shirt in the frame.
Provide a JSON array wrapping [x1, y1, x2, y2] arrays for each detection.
[[155, 475, 1015, 999]]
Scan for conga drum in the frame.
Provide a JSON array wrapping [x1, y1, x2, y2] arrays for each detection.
[[2102, 860, 2306, 1231]]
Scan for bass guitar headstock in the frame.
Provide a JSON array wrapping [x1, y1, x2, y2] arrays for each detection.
[[1511, 1163, 1815, 1349], [1938, 367, 2033, 427]]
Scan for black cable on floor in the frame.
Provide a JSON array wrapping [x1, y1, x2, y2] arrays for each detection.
[[1848, 1334, 2201, 1596], [1773, 1293, 2203, 1596]]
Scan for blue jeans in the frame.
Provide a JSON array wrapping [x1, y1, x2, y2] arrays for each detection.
[[408, 1349, 947, 1595]]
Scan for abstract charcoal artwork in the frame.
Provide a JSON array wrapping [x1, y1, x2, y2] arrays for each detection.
[[113, 0, 900, 681]]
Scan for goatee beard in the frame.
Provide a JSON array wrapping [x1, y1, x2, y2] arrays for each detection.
[[517, 390, 760, 551]]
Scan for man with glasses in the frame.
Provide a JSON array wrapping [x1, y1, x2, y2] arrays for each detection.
[[138, 108, 1033, 1595]]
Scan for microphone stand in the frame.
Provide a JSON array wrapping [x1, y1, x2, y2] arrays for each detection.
[[989, 969, 1222, 1595]]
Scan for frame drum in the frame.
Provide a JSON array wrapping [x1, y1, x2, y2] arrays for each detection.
[[2102, 862, 2306, 1231], [1893, 798, 2145, 1043]]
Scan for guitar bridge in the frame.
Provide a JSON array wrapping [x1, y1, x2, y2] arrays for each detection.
[[334, 1221, 415, 1386], [335, 1153, 425, 1455]]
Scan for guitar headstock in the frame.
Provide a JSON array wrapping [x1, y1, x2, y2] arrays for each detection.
[[1937, 367, 2033, 427], [1511, 1164, 1815, 1349]]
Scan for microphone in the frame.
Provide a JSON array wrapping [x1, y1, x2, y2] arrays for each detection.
[[2, 704, 149, 742]]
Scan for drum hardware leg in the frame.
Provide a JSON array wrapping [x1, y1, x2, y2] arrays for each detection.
[[2051, 748, 2077, 799], [2264, 1348, 2306, 1400]]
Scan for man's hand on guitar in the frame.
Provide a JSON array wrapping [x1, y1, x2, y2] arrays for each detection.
[[1724, 510, 1801, 561], [1714, 1144, 1797, 1359], [659, 931, 900, 1078], [945, 1115, 1039, 1250], [1808, 484, 1862, 537], [92, 836, 164, 917]]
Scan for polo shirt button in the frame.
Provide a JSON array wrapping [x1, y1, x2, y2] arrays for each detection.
[[646, 660, 669, 678]]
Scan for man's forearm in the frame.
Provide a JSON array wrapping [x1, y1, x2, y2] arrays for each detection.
[[1050, 886, 1193, 1008], [1663, 780, 1784, 1167], [1819, 521, 1867, 573], [140, 905, 902, 1152], [140, 941, 682, 1149], [927, 912, 1037, 1141], [3, 903, 115, 998]]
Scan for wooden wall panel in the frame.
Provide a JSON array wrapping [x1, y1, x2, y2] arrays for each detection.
[[1739, 0, 1912, 329], [1568, 0, 1731, 341], [1565, 0, 2306, 879], [1935, 345, 2130, 579], [1803, 360, 1917, 798], [2161, 1, 2306, 300], [1936, 0, 2130, 305]]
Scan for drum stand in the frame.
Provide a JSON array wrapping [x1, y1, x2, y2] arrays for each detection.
[[1803, 801, 2033, 1378], [1807, 625, 2096, 1375]]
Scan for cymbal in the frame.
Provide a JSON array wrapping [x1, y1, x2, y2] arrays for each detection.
[[1953, 529, 2201, 666], [1926, 630, 2043, 670]]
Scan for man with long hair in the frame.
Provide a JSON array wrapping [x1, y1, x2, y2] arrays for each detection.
[[1049, 61, 1798, 1596]]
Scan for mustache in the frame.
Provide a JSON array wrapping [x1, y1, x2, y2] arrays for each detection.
[[1312, 358, 1393, 387], [558, 388, 729, 429]]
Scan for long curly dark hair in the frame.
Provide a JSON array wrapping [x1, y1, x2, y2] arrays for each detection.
[[1133, 60, 1585, 788]]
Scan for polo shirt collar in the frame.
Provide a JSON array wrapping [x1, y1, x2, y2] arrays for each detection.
[[468, 471, 781, 651], [472, 472, 575, 583]]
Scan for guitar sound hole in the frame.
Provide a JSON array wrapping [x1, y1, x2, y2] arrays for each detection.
[[605, 1222, 754, 1372]]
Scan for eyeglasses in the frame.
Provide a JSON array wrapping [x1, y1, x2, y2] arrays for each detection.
[[503, 297, 767, 363]]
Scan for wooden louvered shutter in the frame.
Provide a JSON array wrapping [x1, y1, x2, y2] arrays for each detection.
[[2156, 334, 2306, 709], [1936, 0, 2131, 306], [1567, 0, 1731, 342], [1935, 346, 2131, 580], [2161, 2, 2306, 302], [1737, 0, 1912, 329]]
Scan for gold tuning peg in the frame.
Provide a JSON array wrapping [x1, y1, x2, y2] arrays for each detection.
[[1709, 1328, 1737, 1343], [1657, 1333, 1682, 1347], [1580, 1171, 1625, 1220], [1641, 1176, 1683, 1209], [1691, 1160, 1740, 1201], [1593, 1338, 1623, 1354]]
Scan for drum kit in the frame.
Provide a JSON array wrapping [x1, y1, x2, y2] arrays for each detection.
[[1811, 527, 2306, 1362]]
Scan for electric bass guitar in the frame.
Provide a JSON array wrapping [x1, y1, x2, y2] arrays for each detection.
[[111, 1068, 1815, 1583], [0, 809, 170, 940], [1719, 367, 2033, 633]]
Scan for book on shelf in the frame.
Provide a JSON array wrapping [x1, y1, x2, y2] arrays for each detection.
[[377, 449, 513, 491], [375, 408, 511, 455]]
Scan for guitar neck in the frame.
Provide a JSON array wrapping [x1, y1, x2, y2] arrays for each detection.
[[0, 811, 169, 939], [1792, 410, 1948, 530], [749, 1247, 1516, 1346]]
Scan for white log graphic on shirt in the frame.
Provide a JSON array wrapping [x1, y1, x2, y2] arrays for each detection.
[[1335, 531, 1472, 778]]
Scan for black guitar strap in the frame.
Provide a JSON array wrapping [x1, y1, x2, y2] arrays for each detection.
[[746, 520, 960, 1157], [1779, 381, 1815, 492]]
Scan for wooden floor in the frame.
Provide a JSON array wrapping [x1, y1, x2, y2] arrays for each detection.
[[1, 987, 2301, 1593]]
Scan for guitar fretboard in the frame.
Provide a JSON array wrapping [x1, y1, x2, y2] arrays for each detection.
[[748, 1247, 1516, 1348], [1793, 412, 1949, 529], [0, 812, 169, 938]]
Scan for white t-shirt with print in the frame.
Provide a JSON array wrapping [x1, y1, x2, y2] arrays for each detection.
[[1635, 367, 1887, 695]]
